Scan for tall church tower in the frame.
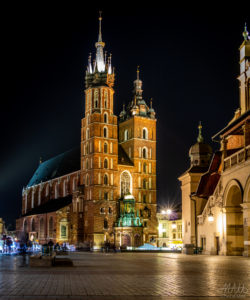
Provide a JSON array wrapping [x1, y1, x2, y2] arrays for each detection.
[[81, 14, 118, 248], [118, 68, 158, 244]]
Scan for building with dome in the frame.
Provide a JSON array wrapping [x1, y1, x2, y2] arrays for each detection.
[[16, 15, 158, 249], [179, 25, 250, 256]]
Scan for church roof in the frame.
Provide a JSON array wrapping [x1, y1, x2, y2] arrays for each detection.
[[22, 195, 72, 217], [27, 147, 80, 187], [118, 145, 134, 166]]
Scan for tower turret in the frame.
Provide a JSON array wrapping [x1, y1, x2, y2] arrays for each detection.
[[189, 122, 212, 167]]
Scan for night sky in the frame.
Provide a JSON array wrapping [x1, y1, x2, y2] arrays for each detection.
[[1, 3, 249, 228]]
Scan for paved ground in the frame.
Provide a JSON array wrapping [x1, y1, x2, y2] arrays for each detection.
[[0, 252, 249, 300]]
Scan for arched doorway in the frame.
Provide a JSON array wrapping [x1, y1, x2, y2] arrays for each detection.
[[134, 234, 141, 247], [224, 181, 243, 256], [123, 234, 131, 247]]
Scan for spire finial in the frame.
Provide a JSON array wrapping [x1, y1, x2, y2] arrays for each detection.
[[150, 98, 153, 109], [98, 11, 103, 42], [137, 65, 140, 80], [197, 121, 204, 143], [243, 23, 249, 41], [39, 157, 42, 164]]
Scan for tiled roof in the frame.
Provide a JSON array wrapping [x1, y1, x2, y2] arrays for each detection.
[[118, 145, 134, 166], [27, 148, 80, 187], [195, 152, 222, 198]]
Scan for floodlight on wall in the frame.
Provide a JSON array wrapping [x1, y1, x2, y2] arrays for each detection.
[[208, 208, 214, 222], [171, 222, 177, 229]]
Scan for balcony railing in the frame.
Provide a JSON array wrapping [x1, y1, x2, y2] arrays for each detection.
[[224, 145, 250, 170]]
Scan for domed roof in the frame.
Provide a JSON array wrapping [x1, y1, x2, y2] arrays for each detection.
[[189, 122, 212, 157], [189, 141, 213, 156]]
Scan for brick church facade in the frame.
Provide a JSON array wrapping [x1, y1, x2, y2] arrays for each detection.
[[16, 16, 158, 249]]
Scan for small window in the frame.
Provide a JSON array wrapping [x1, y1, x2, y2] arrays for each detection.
[[143, 163, 147, 173], [103, 127, 107, 138], [104, 159, 108, 169], [104, 219, 108, 229], [143, 194, 146, 203], [143, 128, 148, 139], [104, 174, 108, 185], [61, 225, 67, 238], [104, 192, 108, 200], [142, 148, 147, 159], [104, 113, 108, 123], [104, 143, 108, 153], [143, 179, 147, 189], [100, 207, 105, 214], [108, 207, 112, 214], [162, 232, 166, 238], [124, 129, 129, 141]]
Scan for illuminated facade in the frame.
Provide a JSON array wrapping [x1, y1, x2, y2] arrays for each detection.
[[157, 213, 182, 249], [16, 16, 158, 249], [179, 25, 250, 256]]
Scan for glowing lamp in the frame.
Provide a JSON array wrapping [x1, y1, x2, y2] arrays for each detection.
[[166, 209, 172, 215], [208, 214, 214, 222], [171, 222, 177, 229], [161, 210, 166, 214]]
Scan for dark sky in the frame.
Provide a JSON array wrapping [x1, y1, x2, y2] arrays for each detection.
[[1, 3, 249, 227]]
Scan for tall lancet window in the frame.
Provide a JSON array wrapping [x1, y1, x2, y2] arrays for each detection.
[[94, 89, 99, 108], [121, 171, 131, 197], [104, 90, 108, 108]]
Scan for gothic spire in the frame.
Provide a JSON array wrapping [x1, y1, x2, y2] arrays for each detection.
[[242, 23, 249, 41], [95, 11, 105, 72], [197, 121, 204, 143]]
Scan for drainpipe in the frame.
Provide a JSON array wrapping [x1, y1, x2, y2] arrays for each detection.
[[190, 193, 197, 253]]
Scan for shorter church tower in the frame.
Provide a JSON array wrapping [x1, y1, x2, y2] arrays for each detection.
[[178, 123, 212, 252]]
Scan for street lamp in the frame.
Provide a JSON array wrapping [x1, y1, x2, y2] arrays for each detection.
[[208, 208, 214, 222]]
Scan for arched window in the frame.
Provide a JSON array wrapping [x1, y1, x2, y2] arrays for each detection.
[[86, 174, 89, 186], [31, 218, 36, 232], [104, 90, 108, 108], [40, 218, 45, 238], [143, 194, 146, 203], [86, 128, 90, 139], [49, 217, 53, 237], [104, 158, 108, 169], [104, 192, 108, 200], [24, 220, 28, 233], [86, 142, 89, 154], [104, 218, 108, 229], [86, 158, 89, 169], [143, 179, 147, 189], [100, 207, 105, 213], [104, 113, 108, 123], [121, 171, 131, 196], [143, 163, 147, 173], [143, 128, 148, 139], [54, 183, 58, 199], [142, 147, 147, 159], [104, 142, 108, 153], [124, 129, 129, 141], [104, 174, 108, 185], [108, 207, 112, 214], [94, 89, 98, 108], [103, 127, 108, 138]]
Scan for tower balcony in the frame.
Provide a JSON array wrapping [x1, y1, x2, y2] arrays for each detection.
[[224, 145, 250, 171]]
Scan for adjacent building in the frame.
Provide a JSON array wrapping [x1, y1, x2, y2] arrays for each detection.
[[157, 212, 182, 249], [16, 16, 158, 249], [179, 25, 250, 256]]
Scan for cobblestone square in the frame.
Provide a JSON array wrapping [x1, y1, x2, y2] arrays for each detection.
[[0, 252, 249, 300]]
